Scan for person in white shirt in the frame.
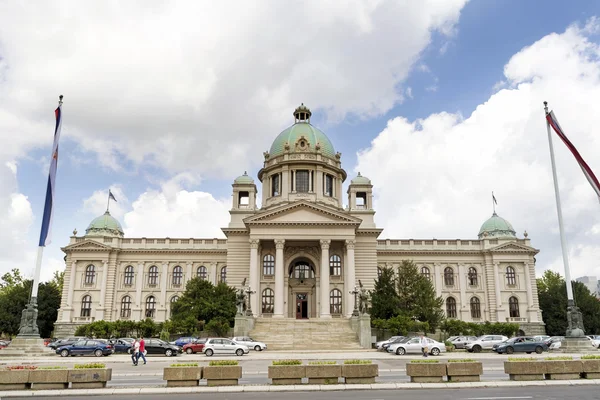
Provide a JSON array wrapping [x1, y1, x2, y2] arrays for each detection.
[[131, 339, 140, 366], [420, 335, 428, 357]]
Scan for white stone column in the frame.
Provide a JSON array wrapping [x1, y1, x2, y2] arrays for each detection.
[[493, 262, 503, 320], [274, 239, 285, 318], [524, 262, 535, 312], [210, 262, 218, 284], [161, 262, 169, 312], [98, 260, 108, 313], [320, 239, 331, 318], [186, 262, 193, 285], [458, 264, 468, 319], [433, 263, 442, 298], [345, 240, 356, 317], [136, 262, 144, 319], [67, 261, 77, 307], [249, 239, 260, 316]]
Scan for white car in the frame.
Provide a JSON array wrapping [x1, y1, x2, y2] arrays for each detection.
[[388, 336, 446, 356], [231, 336, 267, 351], [587, 335, 600, 348], [465, 335, 509, 353], [551, 337, 595, 350], [203, 338, 249, 357], [376, 336, 403, 350]]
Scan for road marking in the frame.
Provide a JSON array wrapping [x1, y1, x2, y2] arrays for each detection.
[[467, 397, 533, 400]]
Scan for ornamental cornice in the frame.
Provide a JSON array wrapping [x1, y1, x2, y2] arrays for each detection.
[[243, 200, 362, 225], [345, 239, 356, 249], [319, 239, 331, 249], [377, 250, 483, 256], [275, 239, 286, 249], [249, 239, 260, 249], [118, 249, 227, 255]]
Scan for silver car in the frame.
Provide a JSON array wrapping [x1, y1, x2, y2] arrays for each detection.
[[388, 336, 446, 356], [231, 336, 267, 351], [203, 338, 249, 357], [465, 335, 508, 353]]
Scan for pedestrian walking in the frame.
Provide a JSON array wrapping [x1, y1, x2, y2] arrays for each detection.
[[137, 337, 147, 365], [131, 339, 140, 366], [420, 335, 429, 357]]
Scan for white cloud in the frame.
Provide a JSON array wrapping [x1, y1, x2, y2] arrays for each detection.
[[406, 87, 414, 99], [356, 20, 600, 277], [82, 186, 129, 220]]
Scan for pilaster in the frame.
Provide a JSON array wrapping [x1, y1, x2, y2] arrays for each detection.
[[345, 240, 356, 318], [274, 239, 285, 318], [249, 239, 260, 316], [320, 239, 331, 318]]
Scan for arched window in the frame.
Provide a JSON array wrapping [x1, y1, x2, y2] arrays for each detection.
[[170, 295, 179, 317], [330, 255, 342, 276], [509, 296, 520, 318], [262, 288, 274, 313], [444, 267, 454, 286], [377, 267, 382, 278], [172, 266, 183, 286], [506, 266, 516, 286], [85, 265, 95, 285], [220, 266, 227, 283], [330, 289, 342, 314], [145, 296, 156, 318], [263, 255, 275, 276], [120, 295, 131, 318], [197, 266, 207, 280], [470, 297, 481, 319], [290, 262, 315, 279], [148, 266, 159, 286], [446, 297, 457, 318], [421, 266, 431, 280], [124, 266, 134, 286], [81, 295, 92, 317], [468, 267, 478, 286]]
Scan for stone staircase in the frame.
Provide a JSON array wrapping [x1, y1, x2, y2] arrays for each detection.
[[249, 318, 363, 350]]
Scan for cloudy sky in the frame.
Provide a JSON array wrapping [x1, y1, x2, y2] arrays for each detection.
[[1, 0, 600, 283]]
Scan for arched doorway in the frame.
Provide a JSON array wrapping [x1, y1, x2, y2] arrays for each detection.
[[288, 259, 316, 319]]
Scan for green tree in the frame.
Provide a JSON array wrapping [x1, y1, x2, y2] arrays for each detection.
[[370, 266, 398, 320]]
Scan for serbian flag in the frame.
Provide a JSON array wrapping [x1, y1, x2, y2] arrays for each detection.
[[546, 111, 600, 203], [38, 100, 63, 246]]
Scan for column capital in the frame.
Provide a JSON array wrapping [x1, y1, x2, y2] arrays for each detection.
[[345, 239, 356, 249], [275, 239, 285, 249], [249, 239, 260, 249], [319, 239, 331, 249]]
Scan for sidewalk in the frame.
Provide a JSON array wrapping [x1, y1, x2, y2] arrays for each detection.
[[1, 379, 598, 397]]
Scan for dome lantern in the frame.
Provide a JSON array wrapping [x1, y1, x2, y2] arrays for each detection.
[[293, 103, 312, 123]]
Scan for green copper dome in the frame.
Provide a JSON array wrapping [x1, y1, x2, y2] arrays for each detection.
[[234, 171, 254, 184], [478, 212, 516, 239], [85, 211, 124, 237], [351, 172, 371, 185]]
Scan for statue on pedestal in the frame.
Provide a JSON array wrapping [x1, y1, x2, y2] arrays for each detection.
[[17, 301, 39, 337], [358, 280, 370, 316], [236, 278, 247, 316], [566, 304, 585, 337]]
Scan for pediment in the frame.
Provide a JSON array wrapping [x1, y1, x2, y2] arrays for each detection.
[[62, 239, 113, 252], [244, 201, 362, 225], [489, 242, 538, 253]]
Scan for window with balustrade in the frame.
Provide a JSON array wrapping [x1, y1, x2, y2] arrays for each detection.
[[329, 255, 342, 276], [446, 297, 457, 318], [220, 266, 227, 283], [81, 295, 92, 317], [124, 266, 134, 286], [148, 266, 159, 286], [470, 297, 481, 319], [120, 295, 131, 318], [197, 266, 207, 280], [330, 289, 342, 314], [145, 296, 156, 318], [444, 267, 454, 286], [85, 265, 95, 285], [468, 267, 478, 286], [172, 266, 183, 286], [421, 266, 431, 280], [506, 266, 516, 286], [263, 255, 275, 276], [262, 288, 274, 313], [509, 296, 520, 318]]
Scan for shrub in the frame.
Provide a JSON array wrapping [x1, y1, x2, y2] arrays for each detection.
[[545, 356, 573, 361], [38, 366, 67, 370], [343, 360, 372, 365], [507, 357, 536, 362], [170, 363, 199, 367], [74, 363, 106, 369], [272, 359, 302, 366], [448, 359, 477, 363], [204, 317, 231, 337], [308, 361, 337, 365], [208, 360, 238, 366], [6, 365, 37, 370], [410, 359, 439, 363], [581, 355, 600, 360], [444, 340, 455, 352]]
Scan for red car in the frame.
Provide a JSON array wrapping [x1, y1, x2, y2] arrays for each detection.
[[182, 338, 207, 354]]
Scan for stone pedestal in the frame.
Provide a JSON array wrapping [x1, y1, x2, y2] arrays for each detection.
[[233, 315, 255, 337], [559, 336, 596, 353], [0, 337, 54, 357], [358, 315, 372, 349]]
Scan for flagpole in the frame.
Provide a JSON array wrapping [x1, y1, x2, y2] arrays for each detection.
[[107, 191, 111, 212], [544, 101, 575, 304]]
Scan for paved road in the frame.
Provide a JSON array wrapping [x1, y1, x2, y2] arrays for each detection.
[[6, 385, 599, 400]]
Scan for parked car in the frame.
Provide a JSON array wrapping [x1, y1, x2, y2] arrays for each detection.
[[388, 336, 446, 356], [112, 338, 134, 354], [533, 335, 551, 342], [0, 340, 10, 349], [587, 335, 600, 348], [231, 336, 267, 351], [182, 338, 207, 354], [172, 337, 198, 347], [381, 336, 406, 352], [144, 339, 182, 356], [56, 339, 113, 357], [450, 336, 477, 350], [465, 335, 509, 353], [203, 338, 249, 356], [544, 336, 564, 347], [550, 336, 595, 351], [49, 337, 88, 350], [376, 336, 403, 351], [492, 336, 548, 354]]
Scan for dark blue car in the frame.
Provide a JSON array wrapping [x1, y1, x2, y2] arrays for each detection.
[[172, 337, 198, 347], [56, 339, 113, 357], [111, 338, 134, 354]]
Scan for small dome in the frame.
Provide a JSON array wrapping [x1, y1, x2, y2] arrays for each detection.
[[351, 172, 371, 185], [85, 211, 124, 237], [478, 212, 516, 239], [234, 171, 254, 184]]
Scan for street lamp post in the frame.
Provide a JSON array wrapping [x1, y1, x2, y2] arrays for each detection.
[[350, 286, 360, 317], [245, 286, 256, 317]]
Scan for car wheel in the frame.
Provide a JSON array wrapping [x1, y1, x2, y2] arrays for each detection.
[[506, 347, 514, 354], [205, 349, 214, 357], [127, 348, 132, 354], [472, 345, 482, 353], [526, 352, 532, 354], [535, 346, 543, 354], [60, 349, 69, 357], [396, 347, 406, 355], [254, 345, 261, 351], [95, 349, 103, 357], [236, 348, 244, 356], [431, 347, 440, 356], [186, 348, 193, 354], [165, 349, 174, 357]]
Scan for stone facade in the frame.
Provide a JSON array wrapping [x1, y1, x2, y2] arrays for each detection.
[[54, 105, 545, 337]]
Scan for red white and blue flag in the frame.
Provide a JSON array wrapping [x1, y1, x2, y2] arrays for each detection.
[[38, 102, 63, 246], [546, 111, 600, 203]]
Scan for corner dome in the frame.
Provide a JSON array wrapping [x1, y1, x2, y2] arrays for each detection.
[[351, 172, 371, 185], [269, 104, 336, 158], [478, 212, 516, 239], [234, 171, 254, 184], [85, 211, 124, 237]]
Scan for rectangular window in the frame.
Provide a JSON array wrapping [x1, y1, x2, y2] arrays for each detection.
[[271, 174, 280, 196], [324, 174, 333, 197], [296, 170, 309, 192]]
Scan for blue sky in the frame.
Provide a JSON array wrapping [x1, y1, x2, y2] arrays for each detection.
[[3, 0, 600, 282]]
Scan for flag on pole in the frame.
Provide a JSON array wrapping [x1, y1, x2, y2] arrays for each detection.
[[38, 98, 63, 247], [492, 192, 497, 205], [546, 111, 600, 203], [109, 190, 117, 202]]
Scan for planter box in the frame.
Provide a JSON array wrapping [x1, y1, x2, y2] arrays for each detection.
[[163, 367, 203, 387], [0, 370, 30, 390], [30, 369, 69, 390], [203, 365, 242, 387], [446, 362, 483, 382], [406, 363, 446, 383], [306, 365, 341, 385], [545, 360, 582, 380], [67, 368, 112, 389], [582, 359, 600, 379], [341, 364, 379, 384], [504, 361, 545, 381], [268, 365, 306, 385]]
